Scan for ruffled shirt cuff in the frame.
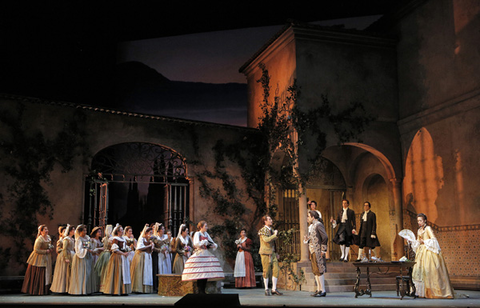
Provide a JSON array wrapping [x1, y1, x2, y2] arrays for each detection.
[[410, 240, 420, 253], [423, 238, 441, 254]]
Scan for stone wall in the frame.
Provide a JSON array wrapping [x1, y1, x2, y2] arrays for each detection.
[[0, 95, 258, 275]]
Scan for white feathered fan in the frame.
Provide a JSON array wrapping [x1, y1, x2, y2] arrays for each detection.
[[398, 229, 416, 242]]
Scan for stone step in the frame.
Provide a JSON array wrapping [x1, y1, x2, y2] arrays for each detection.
[[300, 260, 400, 294]]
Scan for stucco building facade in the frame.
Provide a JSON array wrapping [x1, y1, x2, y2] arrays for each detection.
[[240, 0, 480, 287]]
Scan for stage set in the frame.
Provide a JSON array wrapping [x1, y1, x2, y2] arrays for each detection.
[[2, 266, 480, 308]]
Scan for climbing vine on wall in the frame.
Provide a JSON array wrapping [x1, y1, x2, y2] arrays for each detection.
[[0, 103, 89, 273], [194, 63, 374, 274]]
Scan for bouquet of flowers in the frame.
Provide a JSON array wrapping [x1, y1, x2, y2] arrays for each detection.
[[151, 237, 162, 248], [185, 245, 192, 258], [234, 239, 241, 245], [83, 240, 91, 249], [161, 243, 169, 253]]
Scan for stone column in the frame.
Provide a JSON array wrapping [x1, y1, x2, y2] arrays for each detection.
[[391, 178, 404, 260], [298, 184, 309, 263]]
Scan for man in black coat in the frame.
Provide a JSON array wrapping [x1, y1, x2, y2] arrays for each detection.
[[330, 199, 356, 262], [356, 201, 381, 261]]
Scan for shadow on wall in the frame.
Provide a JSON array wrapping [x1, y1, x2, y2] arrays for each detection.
[[403, 128, 443, 224]]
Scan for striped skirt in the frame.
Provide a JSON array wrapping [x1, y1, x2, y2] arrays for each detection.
[[182, 249, 224, 281]]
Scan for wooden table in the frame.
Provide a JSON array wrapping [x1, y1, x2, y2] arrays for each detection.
[[157, 274, 222, 296], [352, 261, 416, 299]]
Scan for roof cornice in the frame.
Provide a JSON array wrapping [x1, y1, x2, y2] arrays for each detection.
[[239, 21, 396, 75], [0, 93, 258, 132]]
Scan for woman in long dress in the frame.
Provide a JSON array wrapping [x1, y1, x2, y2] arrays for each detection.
[[182, 221, 225, 294], [94, 224, 112, 293], [50, 226, 65, 290], [166, 230, 173, 274], [154, 223, 171, 275], [412, 213, 454, 299], [54, 226, 66, 260], [51, 224, 75, 293], [172, 224, 191, 274], [130, 224, 154, 293], [68, 224, 94, 295], [151, 222, 162, 291], [234, 229, 256, 288], [21, 224, 54, 295], [123, 226, 137, 265], [103, 224, 132, 295], [90, 226, 104, 292]]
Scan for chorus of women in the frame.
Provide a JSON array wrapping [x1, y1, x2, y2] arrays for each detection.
[[22, 222, 177, 296]]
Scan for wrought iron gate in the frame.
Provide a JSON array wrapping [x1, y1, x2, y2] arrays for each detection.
[[84, 142, 189, 235], [279, 188, 300, 258]]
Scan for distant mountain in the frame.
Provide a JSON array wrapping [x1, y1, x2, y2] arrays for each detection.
[[113, 61, 248, 126]]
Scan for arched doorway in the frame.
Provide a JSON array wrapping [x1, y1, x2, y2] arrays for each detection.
[[322, 144, 403, 260], [363, 174, 391, 260], [84, 142, 189, 236]]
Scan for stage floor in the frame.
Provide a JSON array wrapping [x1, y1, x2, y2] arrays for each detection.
[[1, 288, 479, 307]]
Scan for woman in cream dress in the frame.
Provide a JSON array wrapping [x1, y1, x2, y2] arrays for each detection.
[[21, 224, 54, 295], [68, 224, 94, 295], [130, 224, 154, 293], [50, 224, 75, 293], [103, 224, 132, 295], [411, 213, 454, 299]]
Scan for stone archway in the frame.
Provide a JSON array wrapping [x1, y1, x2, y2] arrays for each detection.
[[323, 143, 404, 260], [85, 142, 190, 236]]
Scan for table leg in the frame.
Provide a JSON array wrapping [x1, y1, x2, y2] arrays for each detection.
[[365, 266, 372, 297], [354, 266, 361, 298], [400, 267, 405, 299], [408, 266, 416, 298]]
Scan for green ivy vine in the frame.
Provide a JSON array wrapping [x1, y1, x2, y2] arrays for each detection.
[[0, 102, 90, 274], [196, 63, 374, 285]]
